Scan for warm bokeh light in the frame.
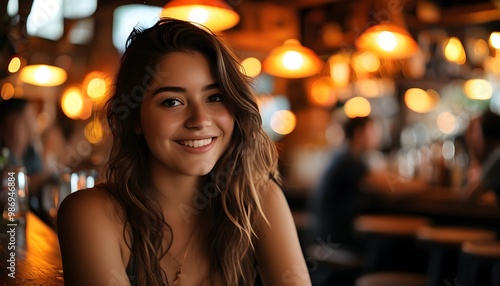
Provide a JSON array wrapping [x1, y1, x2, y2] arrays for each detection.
[[19, 65, 67, 87], [61, 87, 84, 119], [263, 39, 323, 78], [8, 57, 21, 73], [437, 112, 457, 134], [404, 88, 440, 113], [189, 7, 208, 23], [328, 54, 351, 87], [309, 77, 337, 107], [464, 79, 492, 100], [356, 79, 380, 98], [378, 31, 397, 51], [84, 118, 104, 144], [270, 110, 296, 135], [344, 96, 371, 118], [1, 83, 15, 100], [489, 32, 500, 50], [355, 51, 380, 73], [444, 37, 466, 64], [84, 71, 109, 102], [283, 51, 303, 70], [355, 24, 419, 59], [241, 57, 262, 78], [472, 39, 489, 63], [160, 1, 239, 32], [79, 98, 93, 120]]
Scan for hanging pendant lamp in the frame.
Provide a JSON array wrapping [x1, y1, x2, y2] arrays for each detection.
[[160, 0, 239, 32]]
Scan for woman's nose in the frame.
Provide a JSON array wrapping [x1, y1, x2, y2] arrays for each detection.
[[185, 104, 211, 129]]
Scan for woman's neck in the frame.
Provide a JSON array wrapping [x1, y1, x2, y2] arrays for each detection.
[[148, 163, 205, 224]]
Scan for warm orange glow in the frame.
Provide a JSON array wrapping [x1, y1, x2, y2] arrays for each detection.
[[444, 37, 466, 64], [240, 57, 262, 78], [1, 83, 15, 100], [61, 87, 84, 119], [355, 79, 379, 98], [160, 0, 239, 32], [473, 39, 489, 60], [355, 24, 419, 59], [19, 65, 67, 87], [84, 71, 109, 102], [79, 98, 93, 120], [8, 57, 21, 73], [263, 39, 323, 78], [328, 54, 350, 87], [84, 118, 104, 144], [355, 51, 380, 73], [489, 32, 500, 50], [344, 97, 371, 118], [309, 77, 337, 107], [270, 110, 296, 135], [464, 79, 492, 100], [404, 88, 440, 113], [437, 112, 457, 134]]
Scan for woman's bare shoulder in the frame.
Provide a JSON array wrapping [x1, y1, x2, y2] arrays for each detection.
[[57, 185, 125, 230], [57, 186, 131, 284]]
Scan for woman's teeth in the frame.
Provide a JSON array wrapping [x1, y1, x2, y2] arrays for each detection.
[[178, 138, 213, 148]]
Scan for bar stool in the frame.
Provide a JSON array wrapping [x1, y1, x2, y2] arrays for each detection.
[[355, 272, 426, 286], [416, 226, 497, 286], [458, 240, 500, 286], [354, 214, 431, 273], [306, 242, 362, 285]]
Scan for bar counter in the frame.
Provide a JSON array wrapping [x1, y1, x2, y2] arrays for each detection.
[[366, 188, 500, 233], [0, 212, 63, 285]]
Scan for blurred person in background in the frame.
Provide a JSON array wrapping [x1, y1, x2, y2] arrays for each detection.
[[464, 110, 500, 203], [307, 116, 381, 285], [308, 116, 380, 251], [307, 115, 428, 285], [0, 98, 53, 215]]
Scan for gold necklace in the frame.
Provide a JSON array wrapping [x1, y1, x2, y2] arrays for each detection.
[[168, 231, 196, 285]]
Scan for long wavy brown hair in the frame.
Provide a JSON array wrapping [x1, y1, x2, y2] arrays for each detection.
[[103, 18, 279, 285]]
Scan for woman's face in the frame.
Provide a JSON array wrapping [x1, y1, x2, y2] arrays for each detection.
[[139, 52, 235, 177]]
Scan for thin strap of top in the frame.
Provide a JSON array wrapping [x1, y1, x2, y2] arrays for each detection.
[[126, 255, 138, 286]]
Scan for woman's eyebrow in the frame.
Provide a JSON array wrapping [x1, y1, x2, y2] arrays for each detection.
[[152, 86, 185, 95], [202, 83, 219, 91], [152, 83, 219, 96]]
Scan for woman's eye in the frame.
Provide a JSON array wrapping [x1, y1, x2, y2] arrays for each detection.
[[208, 94, 223, 102], [161, 98, 182, 107]]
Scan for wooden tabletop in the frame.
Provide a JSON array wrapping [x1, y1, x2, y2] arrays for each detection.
[[0, 212, 63, 285]]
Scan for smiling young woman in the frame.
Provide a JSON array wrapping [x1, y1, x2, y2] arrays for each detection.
[[57, 18, 311, 286]]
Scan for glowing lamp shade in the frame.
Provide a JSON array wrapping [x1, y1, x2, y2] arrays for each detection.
[[263, 39, 323, 78], [19, 65, 67, 87], [355, 24, 419, 59], [160, 0, 239, 32], [344, 96, 371, 118]]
